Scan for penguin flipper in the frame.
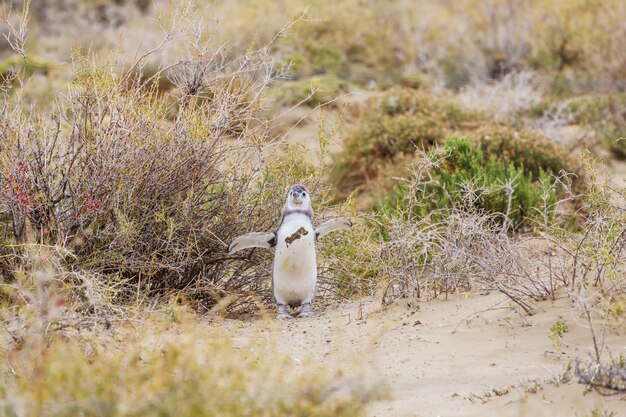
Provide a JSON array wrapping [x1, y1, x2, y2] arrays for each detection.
[[228, 232, 276, 254], [315, 218, 352, 240]]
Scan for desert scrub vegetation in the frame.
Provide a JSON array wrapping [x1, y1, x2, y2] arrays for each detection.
[[331, 88, 484, 200], [0, 4, 380, 413], [342, 151, 624, 319], [0, 1, 357, 317], [270, 74, 351, 108], [214, 0, 626, 93], [566, 94, 626, 159], [379, 138, 560, 230], [0, 335, 375, 417], [330, 88, 577, 207], [6, 0, 626, 97]]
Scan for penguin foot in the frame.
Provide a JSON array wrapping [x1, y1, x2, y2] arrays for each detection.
[[298, 303, 313, 318], [276, 304, 292, 320]]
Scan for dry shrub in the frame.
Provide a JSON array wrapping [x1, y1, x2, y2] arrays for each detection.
[[358, 149, 624, 319], [572, 290, 626, 395], [0, 46, 268, 305], [0, 2, 347, 316], [373, 211, 564, 313], [558, 154, 626, 294], [564, 94, 626, 159], [352, 149, 574, 310], [458, 71, 542, 119]]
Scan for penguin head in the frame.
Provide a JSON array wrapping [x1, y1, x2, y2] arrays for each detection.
[[286, 184, 311, 210]]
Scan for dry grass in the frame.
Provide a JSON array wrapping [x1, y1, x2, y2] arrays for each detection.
[[8, 0, 626, 94], [458, 71, 543, 120], [0, 247, 379, 417]]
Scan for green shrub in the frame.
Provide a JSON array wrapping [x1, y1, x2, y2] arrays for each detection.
[[473, 125, 579, 181], [331, 89, 483, 198], [380, 138, 558, 230], [331, 88, 577, 205], [549, 320, 569, 348]]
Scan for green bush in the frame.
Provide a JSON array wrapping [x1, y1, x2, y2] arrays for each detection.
[[331, 89, 483, 198], [380, 138, 558, 230], [473, 125, 579, 181], [331, 88, 578, 205]]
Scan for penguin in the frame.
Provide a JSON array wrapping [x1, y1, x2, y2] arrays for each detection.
[[228, 184, 352, 318]]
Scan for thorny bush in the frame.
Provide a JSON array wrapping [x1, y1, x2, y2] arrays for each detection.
[[0, 3, 341, 316], [342, 149, 623, 317]]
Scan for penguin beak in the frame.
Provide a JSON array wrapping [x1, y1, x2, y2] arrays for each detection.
[[291, 191, 305, 205]]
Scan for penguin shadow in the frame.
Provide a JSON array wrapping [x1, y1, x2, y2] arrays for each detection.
[[255, 301, 313, 320], [282, 305, 313, 319]]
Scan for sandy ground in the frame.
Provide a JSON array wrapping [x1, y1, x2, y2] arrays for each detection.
[[210, 293, 626, 417]]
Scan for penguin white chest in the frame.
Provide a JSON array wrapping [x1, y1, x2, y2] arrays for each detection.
[[273, 214, 317, 306]]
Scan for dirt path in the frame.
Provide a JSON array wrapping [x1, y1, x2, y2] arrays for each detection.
[[210, 293, 626, 417]]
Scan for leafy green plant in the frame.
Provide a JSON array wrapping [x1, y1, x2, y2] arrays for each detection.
[[550, 320, 569, 348], [474, 125, 579, 182], [380, 138, 558, 230]]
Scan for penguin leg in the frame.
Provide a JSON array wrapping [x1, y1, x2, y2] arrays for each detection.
[[298, 302, 313, 318], [276, 304, 292, 319]]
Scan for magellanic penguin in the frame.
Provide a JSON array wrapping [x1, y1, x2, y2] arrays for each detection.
[[228, 184, 352, 319]]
